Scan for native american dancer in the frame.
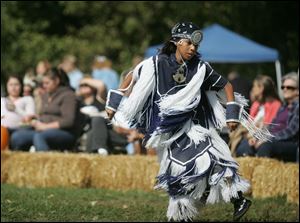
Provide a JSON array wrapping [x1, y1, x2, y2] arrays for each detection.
[[105, 22, 272, 222]]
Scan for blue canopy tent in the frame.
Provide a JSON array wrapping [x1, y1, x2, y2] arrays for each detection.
[[144, 23, 283, 94]]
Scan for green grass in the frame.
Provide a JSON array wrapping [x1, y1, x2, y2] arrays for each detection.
[[1, 184, 299, 222]]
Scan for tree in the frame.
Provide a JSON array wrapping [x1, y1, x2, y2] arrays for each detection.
[[1, 1, 298, 85]]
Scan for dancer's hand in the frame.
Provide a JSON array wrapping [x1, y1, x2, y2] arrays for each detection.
[[227, 121, 239, 132], [105, 108, 115, 120]]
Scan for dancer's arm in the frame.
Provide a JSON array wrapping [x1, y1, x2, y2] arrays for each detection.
[[105, 71, 134, 120], [223, 82, 239, 132]]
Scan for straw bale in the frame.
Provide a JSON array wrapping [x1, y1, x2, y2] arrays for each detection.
[[42, 153, 91, 188], [89, 155, 159, 191], [283, 163, 299, 204], [5, 152, 91, 188], [235, 157, 265, 195], [235, 157, 264, 181], [1, 150, 12, 183], [251, 158, 286, 199], [2, 151, 298, 204]]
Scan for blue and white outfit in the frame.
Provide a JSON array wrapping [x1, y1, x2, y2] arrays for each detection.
[[107, 53, 272, 221]]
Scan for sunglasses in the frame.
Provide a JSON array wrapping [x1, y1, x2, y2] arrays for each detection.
[[281, 85, 297, 90], [79, 83, 90, 88]]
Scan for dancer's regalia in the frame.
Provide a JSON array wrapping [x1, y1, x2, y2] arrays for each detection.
[[106, 23, 272, 222]]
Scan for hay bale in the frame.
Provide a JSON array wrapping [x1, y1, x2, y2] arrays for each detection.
[[89, 155, 159, 191], [235, 157, 265, 195], [235, 157, 264, 181], [283, 163, 299, 204], [2, 151, 298, 204], [43, 153, 91, 188], [1, 150, 12, 183], [5, 152, 91, 188], [251, 158, 286, 199]]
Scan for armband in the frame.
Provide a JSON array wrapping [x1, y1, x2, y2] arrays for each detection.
[[105, 90, 124, 112], [226, 102, 242, 123]]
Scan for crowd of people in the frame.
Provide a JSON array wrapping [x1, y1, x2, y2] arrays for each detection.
[[1, 54, 150, 155], [227, 71, 299, 163], [0, 53, 298, 161]]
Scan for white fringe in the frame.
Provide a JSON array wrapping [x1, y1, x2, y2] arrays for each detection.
[[240, 111, 274, 143], [145, 131, 170, 149], [206, 185, 221, 204], [167, 196, 199, 222], [155, 148, 170, 179], [208, 90, 274, 143], [159, 121, 192, 147], [187, 122, 210, 145], [151, 120, 209, 151], [234, 92, 273, 142], [206, 168, 250, 204], [158, 63, 206, 116], [120, 57, 155, 121], [189, 179, 208, 200], [233, 92, 250, 107], [205, 91, 226, 129], [208, 128, 238, 167]]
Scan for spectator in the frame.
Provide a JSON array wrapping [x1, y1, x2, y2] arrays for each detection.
[[91, 55, 119, 92], [10, 68, 78, 152], [227, 71, 252, 102], [1, 75, 36, 136], [232, 74, 282, 157], [59, 54, 84, 91], [23, 82, 35, 97], [33, 60, 52, 115], [23, 69, 37, 97], [35, 59, 52, 84], [254, 72, 299, 162], [77, 78, 130, 155], [77, 76, 107, 103], [78, 78, 141, 155]]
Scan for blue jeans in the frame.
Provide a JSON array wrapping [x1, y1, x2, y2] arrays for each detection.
[[235, 138, 256, 157], [10, 128, 75, 152], [256, 141, 298, 162]]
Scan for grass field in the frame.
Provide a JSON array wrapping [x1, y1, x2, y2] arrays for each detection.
[[1, 184, 299, 222]]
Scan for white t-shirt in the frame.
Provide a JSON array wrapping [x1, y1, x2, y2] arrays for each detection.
[[253, 105, 265, 126], [1, 96, 35, 129]]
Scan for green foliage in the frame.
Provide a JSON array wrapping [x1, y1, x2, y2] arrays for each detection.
[[1, 184, 299, 222], [1, 1, 299, 83]]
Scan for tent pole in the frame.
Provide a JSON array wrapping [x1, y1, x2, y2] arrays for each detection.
[[275, 60, 283, 99]]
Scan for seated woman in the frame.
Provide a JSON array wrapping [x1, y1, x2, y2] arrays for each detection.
[[231, 75, 282, 157], [10, 68, 78, 152], [255, 72, 299, 162], [1, 75, 36, 137]]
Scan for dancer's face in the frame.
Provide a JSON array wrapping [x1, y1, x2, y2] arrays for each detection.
[[176, 39, 198, 61]]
